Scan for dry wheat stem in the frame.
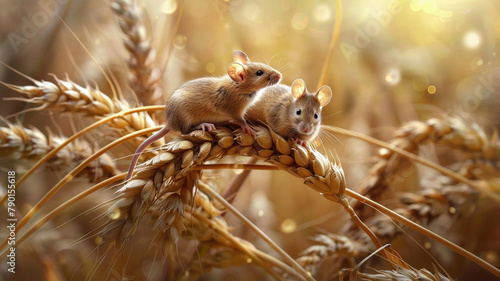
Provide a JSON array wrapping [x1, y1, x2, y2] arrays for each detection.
[[170, 185, 302, 280], [189, 205, 287, 281], [345, 188, 500, 278], [194, 163, 279, 171], [316, 0, 342, 89], [221, 157, 259, 203], [348, 244, 391, 281], [198, 181, 315, 281], [0, 105, 164, 206], [0, 127, 159, 252], [336, 197, 411, 271], [253, 250, 305, 281], [336, 198, 384, 257], [321, 125, 500, 202], [0, 173, 126, 260]]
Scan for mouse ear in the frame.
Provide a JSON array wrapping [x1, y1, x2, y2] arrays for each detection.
[[316, 85, 332, 107], [228, 62, 246, 83], [291, 79, 307, 99], [233, 50, 251, 64]]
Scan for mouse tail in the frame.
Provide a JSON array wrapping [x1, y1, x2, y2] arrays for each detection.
[[125, 126, 171, 181]]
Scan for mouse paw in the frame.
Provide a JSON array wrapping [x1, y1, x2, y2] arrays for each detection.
[[195, 123, 216, 133], [294, 137, 307, 147], [240, 124, 255, 138]]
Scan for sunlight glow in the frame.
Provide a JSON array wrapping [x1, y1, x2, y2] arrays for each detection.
[[161, 0, 178, 14], [463, 31, 481, 49]]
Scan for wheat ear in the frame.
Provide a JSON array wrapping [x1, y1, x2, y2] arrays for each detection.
[[111, 0, 164, 106], [0, 123, 118, 180], [3, 76, 160, 137], [0, 105, 164, 210], [0, 127, 160, 252]]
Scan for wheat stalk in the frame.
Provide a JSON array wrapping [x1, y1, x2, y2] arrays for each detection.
[[361, 117, 499, 201], [100, 124, 346, 244], [0, 123, 118, 180], [165, 189, 303, 280], [97, 125, 346, 280], [322, 117, 500, 220], [111, 0, 164, 106], [0, 127, 159, 253], [3, 76, 160, 138]]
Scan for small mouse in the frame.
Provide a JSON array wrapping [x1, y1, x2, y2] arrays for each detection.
[[246, 78, 332, 147], [126, 50, 282, 180]]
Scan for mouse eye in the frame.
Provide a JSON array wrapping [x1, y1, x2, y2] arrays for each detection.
[[314, 113, 319, 119], [256, 70, 264, 76], [296, 109, 302, 116]]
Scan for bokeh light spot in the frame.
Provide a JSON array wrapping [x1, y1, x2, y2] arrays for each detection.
[[280, 218, 297, 233], [161, 0, 178, 14], [291, 13, 308, 30], [173, 35, 187, 49], [463, 31, 481, 49], [385, 69, 401, 85], [110, 207, 121, 220], [427, 85, 436, 94], [258, 210, 264, 217], [232, 163, 244, 175], [485, 251, 498, 265], [314, 3, 331, 22]]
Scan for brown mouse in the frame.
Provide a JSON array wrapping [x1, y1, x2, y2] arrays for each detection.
[[246, 78, 332, 147], [126, 50, 282, 180]]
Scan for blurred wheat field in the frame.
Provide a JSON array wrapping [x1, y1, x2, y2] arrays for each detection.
[[0, 0, 499, 280]]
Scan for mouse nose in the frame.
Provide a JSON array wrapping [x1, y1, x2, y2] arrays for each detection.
[[303, 126, 310, 133], [270, 72, 282, 84]]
